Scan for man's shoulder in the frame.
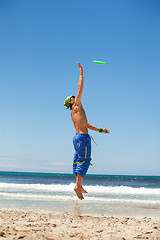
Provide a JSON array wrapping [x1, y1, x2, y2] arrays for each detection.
[[72, 105, 79, 113], [75, 101, 82, 107], [72, 102, 82, 113]]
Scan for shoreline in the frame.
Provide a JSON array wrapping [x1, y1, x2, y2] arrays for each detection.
[[0, 209, 160, 240], [1, 206, 160, 219]]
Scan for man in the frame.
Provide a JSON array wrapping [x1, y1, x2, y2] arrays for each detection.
[[64, 63, 110, 200]]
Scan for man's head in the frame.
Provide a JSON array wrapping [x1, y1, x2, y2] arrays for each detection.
[[64, 96, 75, 110]]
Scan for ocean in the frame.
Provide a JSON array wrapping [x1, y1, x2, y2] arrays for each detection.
[[0, 171, 160, 217]]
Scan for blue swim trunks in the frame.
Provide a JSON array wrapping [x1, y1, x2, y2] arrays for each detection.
[[73, 133, 91, 178]]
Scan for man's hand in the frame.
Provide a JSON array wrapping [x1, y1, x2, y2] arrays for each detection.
[[103, 128, 110, 134], [78, 63, 83, 73]]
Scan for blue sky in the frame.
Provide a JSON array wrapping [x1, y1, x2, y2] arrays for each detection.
[[0, 0, 160, 176]]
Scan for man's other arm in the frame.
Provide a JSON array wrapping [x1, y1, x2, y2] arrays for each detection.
[[87, 122, 110, 134]]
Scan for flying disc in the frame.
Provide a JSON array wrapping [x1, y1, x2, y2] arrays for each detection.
[[93, 60, 106, 65]]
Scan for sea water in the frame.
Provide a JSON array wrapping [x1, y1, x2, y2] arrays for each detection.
[[0, 171, 160, 217]]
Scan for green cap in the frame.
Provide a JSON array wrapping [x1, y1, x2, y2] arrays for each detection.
[[64, 96, 72, 109]]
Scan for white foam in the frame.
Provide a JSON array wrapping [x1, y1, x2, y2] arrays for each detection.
[[0, 183, 160, 196], [0, 192, 160, 206], [85, 185, 160, 196], [0, 182, 74, 192]]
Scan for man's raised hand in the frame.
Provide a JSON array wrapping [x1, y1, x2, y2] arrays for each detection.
[[78, 63, 83, 73]]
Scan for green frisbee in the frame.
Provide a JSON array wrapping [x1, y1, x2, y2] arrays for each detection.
[[93, 60, 106, 65]]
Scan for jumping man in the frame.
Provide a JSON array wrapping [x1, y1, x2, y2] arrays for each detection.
[[64, 63, 110, 200]]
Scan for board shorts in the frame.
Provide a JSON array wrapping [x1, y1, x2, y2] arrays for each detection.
[[73, 133, 91, 178]]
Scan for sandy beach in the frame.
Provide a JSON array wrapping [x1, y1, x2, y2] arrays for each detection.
[[0, 209, 159, 240]]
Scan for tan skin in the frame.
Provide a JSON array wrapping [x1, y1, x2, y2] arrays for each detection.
[[70, 63, 110, 200]]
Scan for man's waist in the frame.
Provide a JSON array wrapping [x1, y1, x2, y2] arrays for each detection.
[[76, 131, 88, 134], [75, 132, 89, 136], [74, 133, 91, 140]]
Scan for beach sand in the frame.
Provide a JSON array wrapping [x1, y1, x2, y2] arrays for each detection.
[[0, 209, 159, 240]]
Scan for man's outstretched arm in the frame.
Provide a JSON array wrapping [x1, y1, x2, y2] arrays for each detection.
[[87, 122, 110, 134], [75, 63, 84, 104]]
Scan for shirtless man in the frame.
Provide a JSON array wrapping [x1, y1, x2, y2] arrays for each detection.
[[64, 63, 110, 200]]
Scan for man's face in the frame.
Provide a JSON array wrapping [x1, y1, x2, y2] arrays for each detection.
[[70, 97, 75, 106]]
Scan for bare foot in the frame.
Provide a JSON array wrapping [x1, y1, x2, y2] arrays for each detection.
[[81, 186, 88, 194], [74, 186, 84, 200]]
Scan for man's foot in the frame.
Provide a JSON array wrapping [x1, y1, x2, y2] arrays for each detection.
[[74, 186, 84, 200], [81, 186, 88, 194]]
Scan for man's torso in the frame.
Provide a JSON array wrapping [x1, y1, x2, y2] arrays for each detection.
[[71, 103, 88, 134]]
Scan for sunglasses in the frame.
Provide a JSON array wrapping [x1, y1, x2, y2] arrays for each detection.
[[69, 96, 75, 107]]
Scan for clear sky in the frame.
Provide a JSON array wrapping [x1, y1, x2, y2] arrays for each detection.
[[0, 0, 160, 176]]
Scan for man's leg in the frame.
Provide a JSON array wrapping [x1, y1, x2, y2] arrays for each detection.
[[74, 173, 84, 200]]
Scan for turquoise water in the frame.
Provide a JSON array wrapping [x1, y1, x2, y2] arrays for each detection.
[[0, 171, 160, 217]]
